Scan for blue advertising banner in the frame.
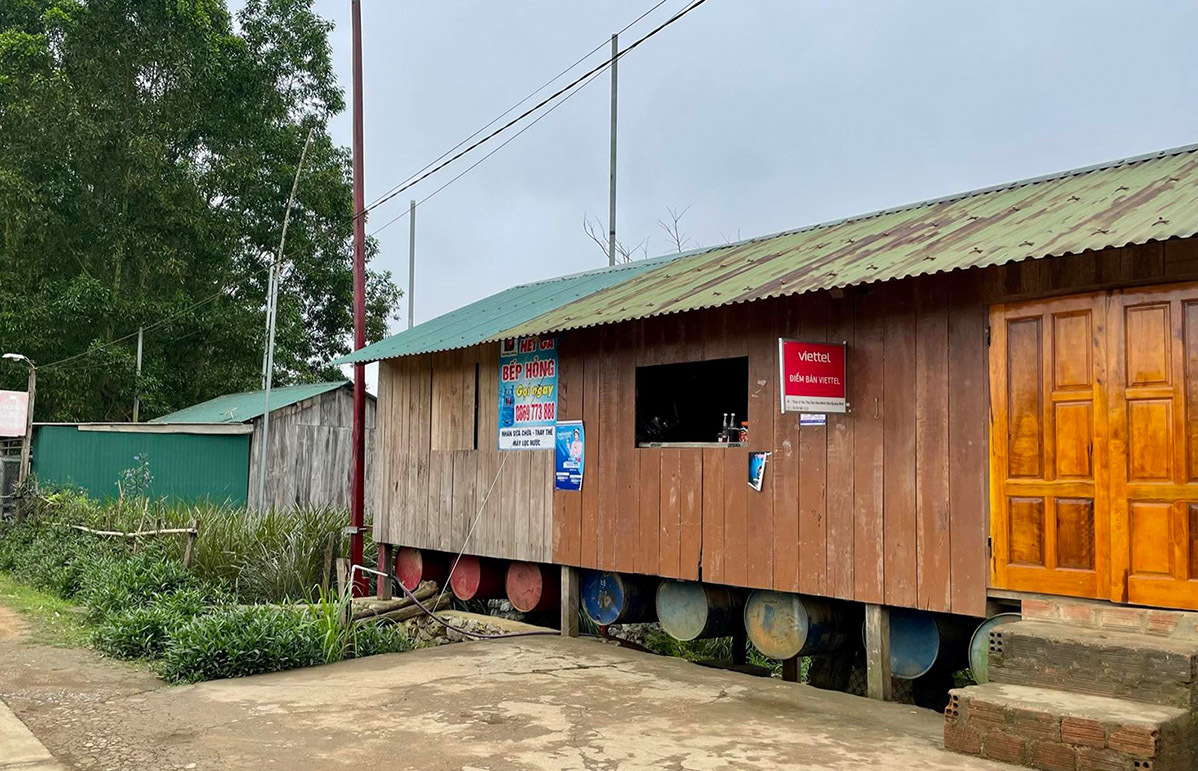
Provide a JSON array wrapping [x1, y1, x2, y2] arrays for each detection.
[[498, 335, 558, 450], [554, 420, 585, 491]]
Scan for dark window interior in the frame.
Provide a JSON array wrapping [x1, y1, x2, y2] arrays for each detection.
[[635, 357, 749, 445]]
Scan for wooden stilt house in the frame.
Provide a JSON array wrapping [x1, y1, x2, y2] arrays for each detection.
[[336, 143, 1198, 619]]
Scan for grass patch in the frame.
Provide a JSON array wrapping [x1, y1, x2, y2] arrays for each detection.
[[0, 491, 409, 683], [0, 572, 88, 647]]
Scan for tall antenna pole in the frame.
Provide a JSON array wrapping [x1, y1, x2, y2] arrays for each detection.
[[132, 326, 143, 422], [608, 33, 618, 266], [256, 129, 314, 510], [349, 0, 368, 596], [408, 199, 416, 329]]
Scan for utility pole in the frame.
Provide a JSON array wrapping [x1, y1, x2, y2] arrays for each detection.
[[349, 0, 368, 596], [408, 199, 416, 329], [132, 326, 143, 423], [257, 130, 314, 509], [608, 33, 618, 267]]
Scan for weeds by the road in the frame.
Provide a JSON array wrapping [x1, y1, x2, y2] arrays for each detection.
[[0, 495, 409, 683], [0, 573, 88, 647]]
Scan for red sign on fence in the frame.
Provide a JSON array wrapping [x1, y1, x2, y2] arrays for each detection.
[[0, 390, 29, 437], [778, 340, 847, 414]]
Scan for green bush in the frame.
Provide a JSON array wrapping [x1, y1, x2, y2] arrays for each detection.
[[80, 548, 209, 620], [350, 621, 412, 658], [90, 586, 222, 660], [158, 606, 327, 683]]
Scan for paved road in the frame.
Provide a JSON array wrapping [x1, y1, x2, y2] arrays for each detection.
[[1, 614, 1006, 770]]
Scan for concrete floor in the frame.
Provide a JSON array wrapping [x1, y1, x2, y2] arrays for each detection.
[[0, 611, 1009, 771]]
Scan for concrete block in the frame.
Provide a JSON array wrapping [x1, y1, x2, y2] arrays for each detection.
[[1106, 725, 1158, 758]]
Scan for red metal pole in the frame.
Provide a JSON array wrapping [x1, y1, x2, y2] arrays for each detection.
[[349, 0, 367, 597]]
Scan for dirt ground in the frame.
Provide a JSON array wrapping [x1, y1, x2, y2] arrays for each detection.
[[0, 605, 1006, 770]]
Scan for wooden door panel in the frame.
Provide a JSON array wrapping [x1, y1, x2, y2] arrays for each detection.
[[990, 293, 1108, 598], [1110, 283, 1198, 609]]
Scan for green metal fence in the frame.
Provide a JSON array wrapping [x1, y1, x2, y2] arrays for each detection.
[[31, 425, 251, 504]]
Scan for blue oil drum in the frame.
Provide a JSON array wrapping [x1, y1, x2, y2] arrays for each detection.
[[859, 608, 968, 680], [743, 590, 853, 660], [968, 612, 1020, 684], [656, 581, 741, 641], [581, 571, 657, 626]]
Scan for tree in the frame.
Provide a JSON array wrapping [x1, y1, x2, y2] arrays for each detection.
[[0, 0, 400, 421], [582, 206, 696, 265]]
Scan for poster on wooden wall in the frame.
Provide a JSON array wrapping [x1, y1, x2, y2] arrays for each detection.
[[778, 339, 847, 414], [0, 390, 29, 437], [498, 335, 559, 450], [554, 420, 585, 491]]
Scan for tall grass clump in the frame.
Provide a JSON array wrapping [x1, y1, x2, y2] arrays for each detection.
[[0, 490, 407, 683]]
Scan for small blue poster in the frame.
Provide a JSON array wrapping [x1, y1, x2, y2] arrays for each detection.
[[554, 420, 585, 491]]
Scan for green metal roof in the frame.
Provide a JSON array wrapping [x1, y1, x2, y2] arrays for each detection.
[[331, 253, 685, 365], [152, 381, 349, 424], [501, 143, 1198, 338]]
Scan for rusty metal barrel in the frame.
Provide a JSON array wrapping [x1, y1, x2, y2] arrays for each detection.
[[449, 555, 506, 601], [968, 612, 1021, 684], [580, 571, 657, 626], [505, 561, 559, 614], [656, 580, 742, 641], [743, 590, 853, 660], [395, 547, 447, 591]]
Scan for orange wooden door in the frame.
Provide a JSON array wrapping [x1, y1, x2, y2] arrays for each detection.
[[1108, 284, 1198, 609], [989, 293, 1109, 599]]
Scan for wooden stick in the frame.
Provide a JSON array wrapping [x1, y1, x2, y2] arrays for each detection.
[[69, 524, 198, 538], [362, 593, 450, 625], [183, 519, 199, 568]]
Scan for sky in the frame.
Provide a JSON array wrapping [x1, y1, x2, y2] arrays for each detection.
[[252, 0, 1198, 388]]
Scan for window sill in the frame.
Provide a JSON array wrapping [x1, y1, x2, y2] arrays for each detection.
[[637, 441, 746, 449]]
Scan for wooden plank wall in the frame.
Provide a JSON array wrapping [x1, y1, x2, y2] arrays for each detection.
[[371, 239, 1198, 617], [252, 388, 376, 512], [374, 342, 554, 563]]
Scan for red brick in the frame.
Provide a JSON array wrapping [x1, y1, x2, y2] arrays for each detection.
[[985, 730, 1028, 764], [944, 723, 983, 755], [1075, 747, 1129, 771], [1061, 603, 1099, 626], [967, 699, 1008, 730], [1099, 606, 1144, 632], [1029, 739, 1077, 771], [1147, 610, 1181, 637], [1061, 717, 1106, 749], [1013, 707, 1060, 741], [1022, 598, 1058, 621], [1107, 725, 1159, 758]]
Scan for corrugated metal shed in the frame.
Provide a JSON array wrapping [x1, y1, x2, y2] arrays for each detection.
[[331, 252, 686, 366], [499, 143, 1198, 337], [32, 425, 251, 504], [152, 381, 350, 424]]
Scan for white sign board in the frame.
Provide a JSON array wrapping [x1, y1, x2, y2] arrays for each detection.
[[0, 391, 29, 438]]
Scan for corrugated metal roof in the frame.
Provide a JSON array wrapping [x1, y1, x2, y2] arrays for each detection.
[[331, 252, 686, 365], [499, 143, 1198, 338], [152, 381, 349, 424]]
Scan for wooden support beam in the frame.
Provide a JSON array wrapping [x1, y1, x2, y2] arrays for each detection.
[[560, 565, 579, 637], [376, 543, 395, 600], [782, 656, 801, 683], [865, 603, 892, 701]]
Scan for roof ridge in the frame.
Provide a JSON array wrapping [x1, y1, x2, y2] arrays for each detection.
[[634, 141, 1198, 265]]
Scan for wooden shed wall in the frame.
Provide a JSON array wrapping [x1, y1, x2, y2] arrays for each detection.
[[373, 238, 1198, 617], [373, 345, 555, 562], [250, 388, 377, 511]]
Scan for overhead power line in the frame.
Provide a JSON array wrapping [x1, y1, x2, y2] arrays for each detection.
[[364, 0, 673, 213], [359, 0, 709, 222]]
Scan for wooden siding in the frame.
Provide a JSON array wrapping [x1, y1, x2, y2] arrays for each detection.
[[250, 387, 376, 511], [373, 239, 1198, 617], [374, 342, 554, 562]]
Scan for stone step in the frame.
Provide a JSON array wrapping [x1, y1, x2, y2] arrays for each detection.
[[945, 682, 1196, 771], [1021, 596, 1198, 641], [988, 620, 1198, 710]]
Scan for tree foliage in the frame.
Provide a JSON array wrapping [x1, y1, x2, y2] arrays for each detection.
[[0, 0, 400, 421]]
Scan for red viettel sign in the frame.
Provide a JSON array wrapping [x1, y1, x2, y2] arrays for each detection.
[[0, 390, 29, 438], [779, 340, 847, 414]]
